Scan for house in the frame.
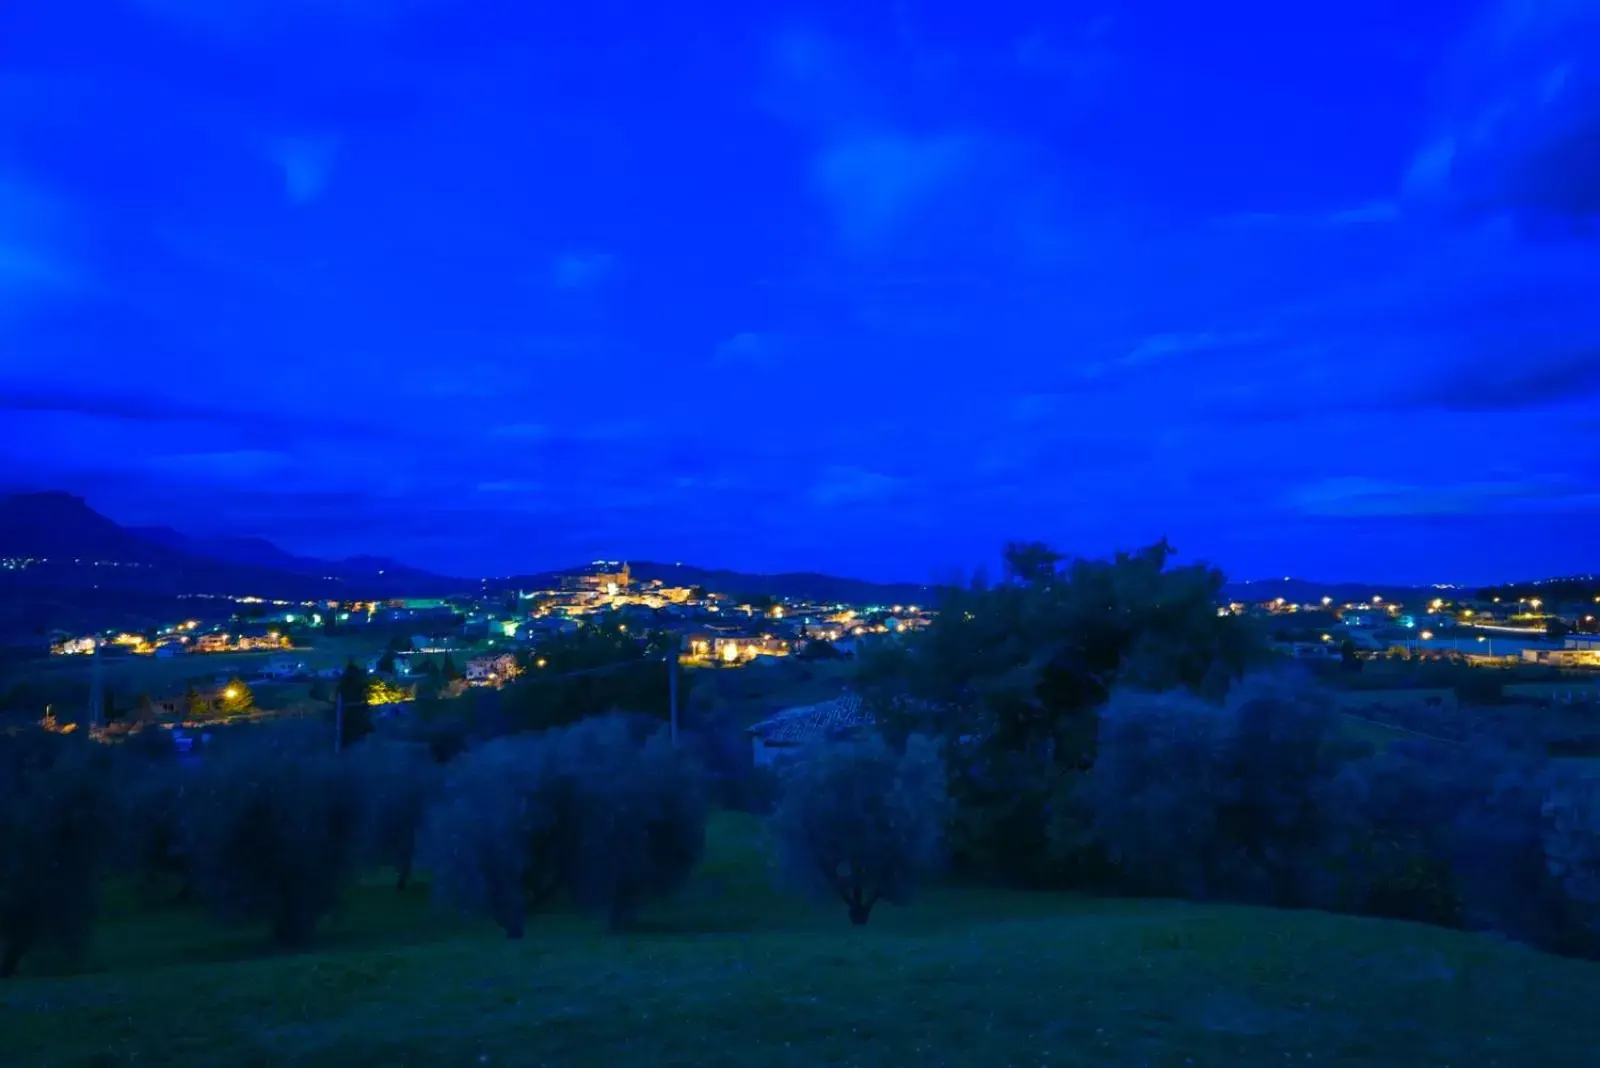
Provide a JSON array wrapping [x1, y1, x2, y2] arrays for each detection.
[[193, 632, 230, 653], [466, 652, 518, 683], [1270, 641, 1337, 660], [154, 687, 227, 720], [746, 693, 872, 767], [1522, 636, 1600, 668], [261, 655, 305, 680]]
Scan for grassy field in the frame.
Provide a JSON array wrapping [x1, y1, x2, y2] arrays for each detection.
[[4, 813, 1599, 1067]]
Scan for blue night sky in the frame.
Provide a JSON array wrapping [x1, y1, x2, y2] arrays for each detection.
[[2, 1, 1597, 585]]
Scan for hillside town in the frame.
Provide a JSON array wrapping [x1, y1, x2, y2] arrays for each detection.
[[11, 558, 1600, 748]]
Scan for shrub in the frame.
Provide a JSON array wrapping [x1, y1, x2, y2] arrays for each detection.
[[120, 723, 179, 762], [1224, 676, 1357, 905], [1543, 773, 1600, 938], [0, 732, 111, 977], [1446, 747, 1565, 946], [769, 734, 947, 925], [1317, 740, 1466, 926], [185, 743, 363, 947], [347, 739, 440, 890]]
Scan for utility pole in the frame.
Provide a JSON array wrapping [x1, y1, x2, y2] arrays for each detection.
[[88, 639, 104, 733], [668, 640, 680, 745]]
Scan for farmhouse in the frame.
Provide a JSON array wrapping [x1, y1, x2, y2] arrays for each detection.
[[746, 692, 871, 767]]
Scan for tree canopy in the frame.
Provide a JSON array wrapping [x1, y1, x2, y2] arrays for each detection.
[[861, 538, 1262, 883]]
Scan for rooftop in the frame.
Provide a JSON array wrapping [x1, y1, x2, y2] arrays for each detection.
[[747, 692, 870, 744]]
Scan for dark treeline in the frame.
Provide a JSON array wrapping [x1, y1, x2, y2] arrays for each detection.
[[4, 539, 1600, 979], [1476, 577, 1600, 604]]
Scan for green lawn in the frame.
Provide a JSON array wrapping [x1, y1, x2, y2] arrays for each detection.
[[4, 813, 1599, 1067]]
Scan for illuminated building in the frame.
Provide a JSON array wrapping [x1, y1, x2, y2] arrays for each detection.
[[561, 561, 632, 595]]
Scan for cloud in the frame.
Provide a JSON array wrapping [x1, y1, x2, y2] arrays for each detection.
[[1409, 346, 1600, 414], [551, 251, 617, 289], [263, 136, 339, 204], [0, 175, 82, 315], [475, 479, 541, 494], [126, 0, 439, 37], [1286, 475, 1595, 518], [1325, 201, 1400, 225], [1410, 1, 1600, 229], [141, 450, 296, 478], [812, 134, 971, 251], [710, 332, 777, 370], [1013, 17, 1117, 84], [1121, 331, 1264, 368], [490, 422, 552, 440], [809, 466, 903, 508]]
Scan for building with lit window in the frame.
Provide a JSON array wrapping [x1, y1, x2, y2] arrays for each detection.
[[561, 561, 632, 596]]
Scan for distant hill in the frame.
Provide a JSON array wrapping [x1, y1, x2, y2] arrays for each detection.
[[0, 492, 938, 612], [0, 492, 464, 600], [1, 492, 178, 564], [127, 526, 440, 585], [1221, 577, 1438, 605], [128, 526, 312, 572], [488, 560, 942, 606]]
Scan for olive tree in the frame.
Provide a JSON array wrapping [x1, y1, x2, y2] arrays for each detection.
[[347, 739, 440, 890], [0, 732, 111, 977], [863, 539, 1261, 885], [418, 733, 570, 938], [1077, 675, 1355, 907], [1543, 773, 1600, 945], [563, 716, 708, 930], [421, 715, 708, 936], [117, 760, 196, 902], [769, 734, 947, 925], [185, 742, 364, 947]]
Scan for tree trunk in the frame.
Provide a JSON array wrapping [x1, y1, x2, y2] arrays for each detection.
[[395, 861, 412, 892], [1, 933, 31, 978], [496, 898, 524, 939], [847, 902, 872, 925]]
